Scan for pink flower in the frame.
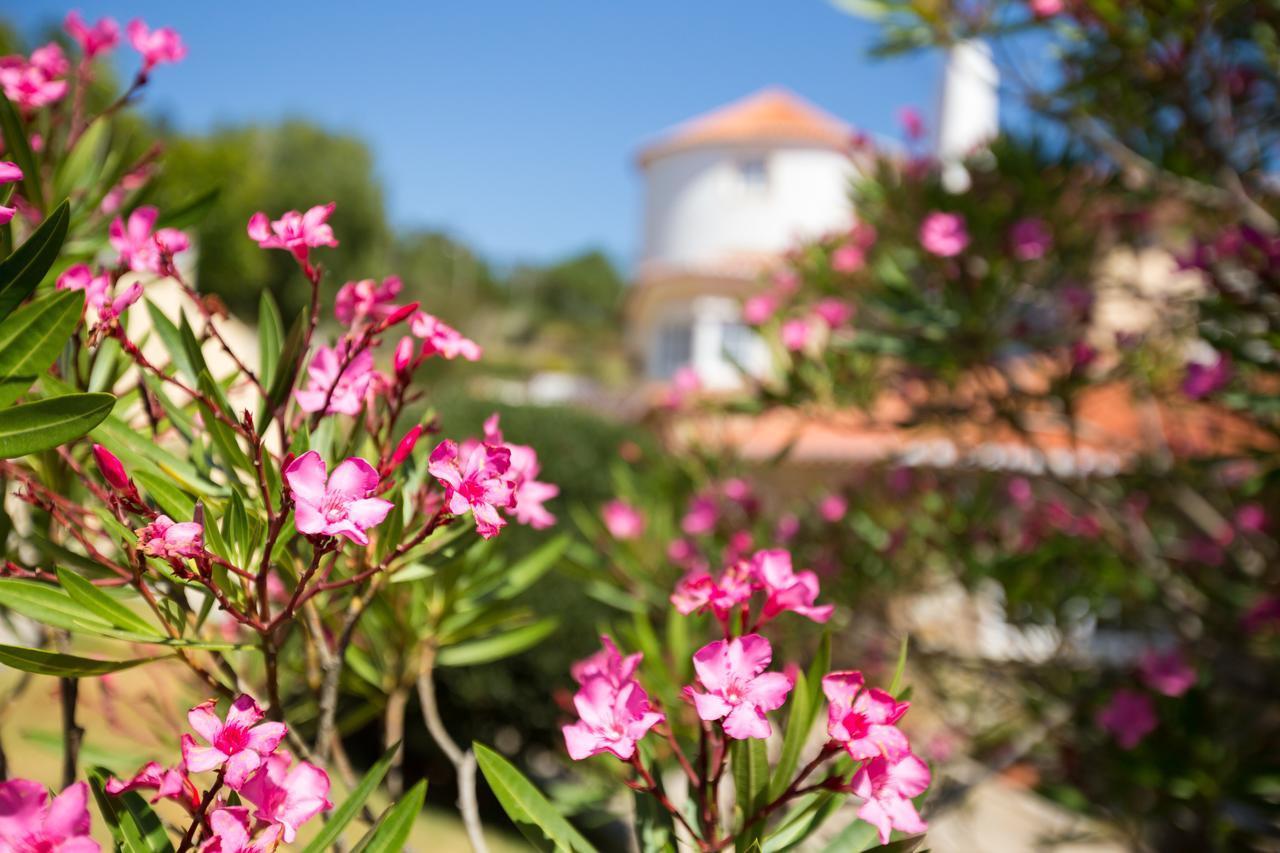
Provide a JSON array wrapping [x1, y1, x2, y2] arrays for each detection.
[[199, 808, 281, 853], [65, 12, 120, 58], [1235, 502, 1267, 533], [1009, 217, 1053, 261], [0, 779, 98, 853], [92, 444, 130, 492], [0, 162, 17, 226], [428, 440, 514, 539], [137, 514, 203, 559], [238, 753, 331, 843], [832, 244, 866, 274], [602, 500, 645, 540], [754, 549, 834, 625], [126, 20, 186, 72], [1139, 649, 1195, 697], [410, 311, 481, 361], [109, 206, 190, 274], [284, 452, 393, 545], [781, 318, 811, 352], [919, 212, 969, 257], [247, 204, 337, 262], [56, 265, 111, 312], [818, 493, 848, 523], [181, 695, 288, 789], [688, 635, 793, 739], [775, 512, 800, 542], [743, 292, 780, 325], [0, 59, 68, 110], [334, 276, 403, 326], [571, 635, 642, 688], [849, 753, 930, 844], [563, 676, 664, 761], [1029, 0, 1064, 17], [106, 762, 199, 812], [1096, 689, 1157, 749], [29, 44, 70, 79], [813, 298, 854, 329], [822, 671, 911, 760], [480, 418, 558, 530], [393, 336, 415, 374], [1182, 353, 1231, 399], [663, 365, 702, 409], [681, 495, 719, 536], [897, 106, 925, 141], [294, 343, 375, 416], [670, 561, 755, 625]]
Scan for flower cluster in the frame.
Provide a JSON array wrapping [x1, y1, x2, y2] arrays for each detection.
[[109, 695, 330, 851], [561, 544, 929, 847], [0, 780, 97, 852]]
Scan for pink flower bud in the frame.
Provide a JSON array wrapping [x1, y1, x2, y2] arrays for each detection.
[[393, 336, 415, 374], [390, 425, 424, 467], [379, 301, 420, 331], [92, 444, 130, 491]]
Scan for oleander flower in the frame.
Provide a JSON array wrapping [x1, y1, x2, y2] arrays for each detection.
[[410, 311, 481, 361], [1139, 648, 1196, 698], [0, 161, 18, 225], [1096, 689, 1157, 749], [56, 265, 111, 312], [247, 204, 338, 262], [335, 276, 403, 326], [0, 57, 68, 110], [106, 762, 200, 812], [0, 779, 98, 853], [571, 635, 642, 688], [822, 670, 911, 760], [670, 560, 756, 624], [137, 514, 204, 559], [181, 696, 288, 789], [601, 500, 645, 540], [428, 440, 514, 539], [284, 452, 393, 545], [294, 343, 376, 416], [126, 20, 186, 72], [238, 753, 331, 844], [1182, 353, 1231, 399], [687, 634, 793, 740], [562, 676, 664, 761], [65, 12, 120, 58], [199, 808, 281, 853], [753, 549, 834, 625], [109, 206, 190, 274], [1009, 217, 1053, 260], [919, 211, 969, 257], [848, 753, 930, 845]]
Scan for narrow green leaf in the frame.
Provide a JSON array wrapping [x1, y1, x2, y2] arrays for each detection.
[[262, 309, 307, 428], [132, 470, 196, 519], [0, 577, 115, 634], [0, 93, 42, 213], [350, 779, 425, 853], [87, 765, 176, 853], [302, 742, 401, 853], [56, 567, 155, 635], [0, 200, 71, 321], [733, 738, 770, 851], [475, 743, 598, 853], [888, 635, 909, 697], [0, 289, 85, 407], [493, 533, 569, 600], [54, 118, 108, 200], [0, 393, 114, 458], [0, 644, 163, 676], [144, 300, 198, 383], [155, 187, 220, 231], [770, 671, 813, 800], [436, 618, 558, 667], [257, 290, 284, 392]]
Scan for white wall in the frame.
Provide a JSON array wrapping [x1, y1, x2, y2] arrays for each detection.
[[641, 143, 854, 270]]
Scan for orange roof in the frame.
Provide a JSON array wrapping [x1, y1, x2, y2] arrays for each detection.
[[637, 87, 853, 166]]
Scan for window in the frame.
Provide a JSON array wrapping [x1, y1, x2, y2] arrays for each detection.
[[738, 157, 768, 193], [722, 321, 760, 374], [650, 321, 693, 379]]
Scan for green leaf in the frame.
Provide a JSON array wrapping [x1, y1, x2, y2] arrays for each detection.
[[493, 533, 569, 600], [0, 93, 43, 214], [634, 787, 676, 853], [302, 742, 401, 853], [0, 644, 163, 676], [257, 290, 284, 393], [816, 818, 879, 853], [87, 765, 176, 853], [0, 393, 114, 458], [888, 635, 909, 697], [436, 618, 558, 667], [143, 300, 199, 383], [262, 309, 307, 427], [197, 370, 250, 491], [350, 779, 425, 853], [0, 577, 116, 635], [733, 738, 770, 851], [155, 187, 220, 231], [763, 793, 842, 852], [0, 289, 85, 407], [474, 742, 599, 853], [56, 567, 156, 635], [132, 470, 196, 519], [0, 200, 71, 322], [54, 118, 109, 200], [770, 671, 813, 800], [177, 312, 210, 384]]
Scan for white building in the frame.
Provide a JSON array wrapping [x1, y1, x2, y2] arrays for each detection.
[[626, 87, 859, 390]]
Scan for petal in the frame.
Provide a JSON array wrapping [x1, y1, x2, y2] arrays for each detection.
[[247, 212, 270, 242], [326, 519, 369, 545], [187, 701, 223, 744], [692, 639, 730, 693], [293, 501, 326, 535], [223, 750, 263, 790], [857, 796, 894, 846], [744, 671, 793, 712], [44, 782, 91, 839], [181, 736, 228, 774], [225, 695, 265, 729], [327, 457, 379, 499], [691, 691, 731, 722], [246, 721, 287, 756], [284, 451, 327, 505], [347, 497, 393, 529], [731, 634, 773, 679], [722, 703, 772, 740], [563, 722, 603, 760]]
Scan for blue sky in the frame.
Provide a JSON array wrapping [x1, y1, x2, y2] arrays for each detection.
[[12, 1, 945, 267]]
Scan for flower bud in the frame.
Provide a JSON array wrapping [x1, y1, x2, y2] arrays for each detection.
[[92, 444, 130, 491], [393, 336, 415, 374], [390, 424, 424, 467], [378, 301, 420, 332]]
